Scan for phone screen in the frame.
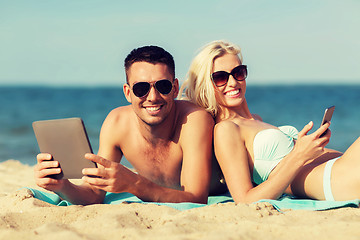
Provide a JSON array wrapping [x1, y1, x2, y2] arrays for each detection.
[[320, 106, 335, 137]]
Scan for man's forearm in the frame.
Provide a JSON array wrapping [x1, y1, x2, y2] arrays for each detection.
[[55, 180, 105, 205], [130, 174, 208, 204]]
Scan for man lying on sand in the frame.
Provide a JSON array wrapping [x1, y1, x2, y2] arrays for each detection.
[[34, 46, 220, 205]]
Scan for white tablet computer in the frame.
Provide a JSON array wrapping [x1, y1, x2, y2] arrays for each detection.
[[32, 117, 97, 179]]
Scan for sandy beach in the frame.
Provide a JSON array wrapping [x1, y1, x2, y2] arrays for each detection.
[[0, 159, 359, 240]]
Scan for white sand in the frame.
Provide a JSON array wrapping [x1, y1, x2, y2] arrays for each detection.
[[0, 160, 359, 240]]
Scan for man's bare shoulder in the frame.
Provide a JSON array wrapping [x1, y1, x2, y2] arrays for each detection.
[[175, 100, 214, 124], [174, 100, 214, 144], [101, 105, 134, 132]]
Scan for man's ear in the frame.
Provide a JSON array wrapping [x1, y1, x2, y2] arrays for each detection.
[[173, 78, 179, 99], [123, 83, 132, 103]]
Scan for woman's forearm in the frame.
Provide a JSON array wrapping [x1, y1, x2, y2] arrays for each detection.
[[232, 151, 304, 204]]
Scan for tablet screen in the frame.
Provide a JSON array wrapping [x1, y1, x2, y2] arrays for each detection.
[[32, 118, 96, 179]]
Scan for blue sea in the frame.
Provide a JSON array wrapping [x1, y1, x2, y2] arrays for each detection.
[[0, 85, 359, 167]]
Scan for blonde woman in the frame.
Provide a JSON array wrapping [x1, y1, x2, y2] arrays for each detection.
[[181, 40, 360, 203]]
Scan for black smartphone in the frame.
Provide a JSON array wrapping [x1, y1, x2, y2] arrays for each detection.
[[320, 106, 335, 137]]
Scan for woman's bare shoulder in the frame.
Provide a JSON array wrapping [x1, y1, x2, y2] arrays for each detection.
[[214, 120, 241, 137], [252, 113, 263, 121]]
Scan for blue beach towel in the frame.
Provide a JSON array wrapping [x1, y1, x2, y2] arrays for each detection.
[[27, 188, 359, 211]]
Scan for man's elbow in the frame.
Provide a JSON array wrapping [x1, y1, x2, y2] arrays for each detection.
[[191, 193, 208, 204]]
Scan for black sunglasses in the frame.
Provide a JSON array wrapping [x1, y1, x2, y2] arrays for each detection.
[[211, 65, 247, 87], [132, 79, 173, 98]]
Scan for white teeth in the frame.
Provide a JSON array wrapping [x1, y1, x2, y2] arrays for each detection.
[[146, 106, 161, 111], [225, 89, 240, 96]]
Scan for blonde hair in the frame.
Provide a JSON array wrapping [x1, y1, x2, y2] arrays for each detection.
[[180, 40, 243, 118]]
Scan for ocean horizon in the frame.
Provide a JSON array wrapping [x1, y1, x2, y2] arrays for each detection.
[[1, 84, 359, 167]]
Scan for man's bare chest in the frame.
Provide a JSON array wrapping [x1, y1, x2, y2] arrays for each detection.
[[121, 142, 183, 189]]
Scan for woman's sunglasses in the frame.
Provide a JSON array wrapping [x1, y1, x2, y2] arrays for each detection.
[[211, 65, 247, 87], [132, 79, 173, 98]]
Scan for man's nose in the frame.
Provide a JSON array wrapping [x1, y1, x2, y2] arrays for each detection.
[[146, 85, 160, 100]]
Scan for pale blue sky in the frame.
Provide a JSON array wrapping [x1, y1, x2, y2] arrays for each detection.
[[0, 0, 359, 86]]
